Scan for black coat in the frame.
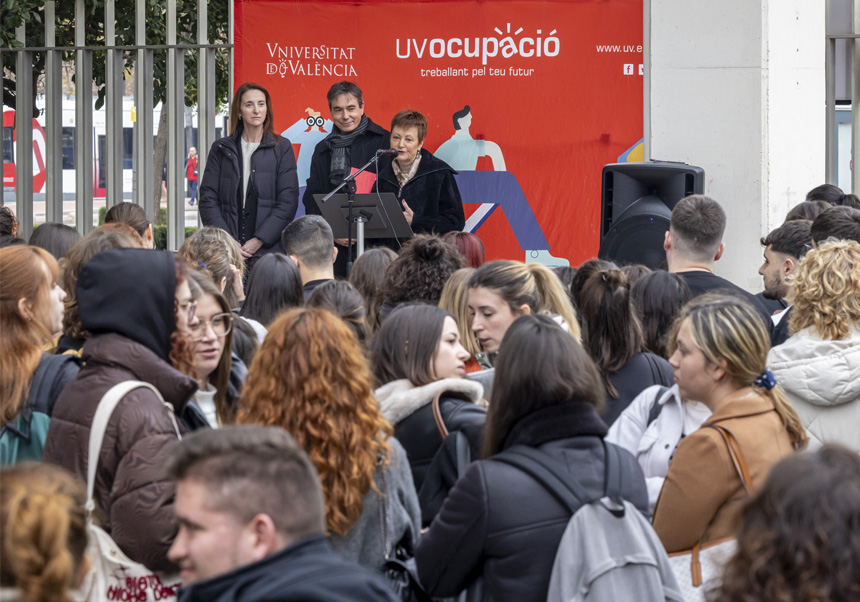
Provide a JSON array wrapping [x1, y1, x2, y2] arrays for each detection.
[[302, 117, 389, 277], [302, 118, 390, 214], [177, 535, 399, 602], [415, 404, 648, 602], [199, 126, 299, 256], [394, 394, 486, 493], [603, 352, 674, 427], [376, 149, 465, 235]]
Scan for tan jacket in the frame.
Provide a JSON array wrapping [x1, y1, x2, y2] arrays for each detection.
[[652, 388, 795, 553]]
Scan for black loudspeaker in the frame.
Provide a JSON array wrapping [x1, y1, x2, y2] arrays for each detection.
[[599, 162, 705, 269]]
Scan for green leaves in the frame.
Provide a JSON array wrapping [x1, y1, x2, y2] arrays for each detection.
[[3, 0, 230, 112]]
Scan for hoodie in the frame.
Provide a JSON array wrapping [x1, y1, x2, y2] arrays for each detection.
[[44, 248, 197, 571], [76, 248, 177, 362]]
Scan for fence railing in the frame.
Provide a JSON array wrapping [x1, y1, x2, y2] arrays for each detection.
[[2, 0, 232, 249]]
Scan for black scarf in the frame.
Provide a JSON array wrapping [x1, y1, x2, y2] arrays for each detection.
[[501, 403, 608, 450], [326, 114, 369, 186]]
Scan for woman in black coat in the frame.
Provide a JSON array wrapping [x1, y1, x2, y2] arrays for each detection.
[[375, 110, 465, 237], [414, 315, 648, 602], [371, 304, 486, 498], [199, 83, 299, 270]]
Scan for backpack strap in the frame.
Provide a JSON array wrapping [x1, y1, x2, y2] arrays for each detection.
[[646, 386, 671, 427], [644, 353, 672, 387], [85, 381, 180, 516], [493, 445, 591, 514]]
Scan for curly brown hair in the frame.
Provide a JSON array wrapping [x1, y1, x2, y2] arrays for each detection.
[[714, 445, 860, 602], [381, 234, 464, 307], [236, 307, 393, 536]]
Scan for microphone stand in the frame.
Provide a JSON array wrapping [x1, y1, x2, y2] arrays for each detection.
[[321, 151, 389, 277]]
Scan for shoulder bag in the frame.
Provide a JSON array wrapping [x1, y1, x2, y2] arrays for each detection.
[[72, 381, 182, 602], [666, 425, 751, 602]]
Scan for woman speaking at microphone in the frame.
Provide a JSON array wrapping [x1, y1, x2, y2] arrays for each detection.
[[376, 110, 465, 237]]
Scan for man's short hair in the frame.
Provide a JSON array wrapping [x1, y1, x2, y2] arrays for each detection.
[[760, 219, 813, 260], [281, 215, 334, 270], [811, 205, 860, 245], [165, 426, 325, 540], [327, 81, 363, 109], [452, 105, 470, 130], [670, 194, 727, 260]]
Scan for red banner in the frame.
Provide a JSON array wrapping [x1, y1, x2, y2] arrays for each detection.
[[235, 0, 643, 266]]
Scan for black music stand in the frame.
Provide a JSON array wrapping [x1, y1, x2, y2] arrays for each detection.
[[314, 192, 413, 264]]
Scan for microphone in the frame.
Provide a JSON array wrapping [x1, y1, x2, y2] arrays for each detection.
[[376, 149, 399, 156]]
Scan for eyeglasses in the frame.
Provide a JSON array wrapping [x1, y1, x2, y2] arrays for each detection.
[[189, 312, 233, 341], [176, 299, 197, 320]]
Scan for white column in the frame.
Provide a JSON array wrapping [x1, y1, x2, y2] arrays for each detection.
[[647, 0, 825, 291]]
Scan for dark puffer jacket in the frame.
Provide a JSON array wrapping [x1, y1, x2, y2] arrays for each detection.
[[375, 378, 486, 493], [415, 403, 648, 602], [178, 535, 398, 602], [199, 126, 299, 257], [376, 149, 465, 235], [43, 249, 197, 572]]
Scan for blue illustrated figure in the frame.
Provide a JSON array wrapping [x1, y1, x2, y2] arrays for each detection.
[[434, 105, 564, 265], [435, 105, 506, 172]]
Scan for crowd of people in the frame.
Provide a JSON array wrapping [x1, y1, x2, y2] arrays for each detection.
[[2, 81, 860, 601]]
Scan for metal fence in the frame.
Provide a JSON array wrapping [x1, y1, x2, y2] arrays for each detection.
[[2, 0, 232, 249]]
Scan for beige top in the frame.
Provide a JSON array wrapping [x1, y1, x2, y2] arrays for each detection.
[[392, 152, 422, 189]]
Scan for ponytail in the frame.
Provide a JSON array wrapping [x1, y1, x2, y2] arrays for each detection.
[[760, 386, 809, 450], [526, 263, 581, 340], [1, 465, 88, 602]]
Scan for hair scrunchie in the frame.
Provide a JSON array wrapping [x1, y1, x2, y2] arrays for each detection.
[[196, 260, 207, 270], [754, 368, 777, 390]]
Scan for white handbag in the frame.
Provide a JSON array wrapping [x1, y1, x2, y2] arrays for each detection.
[[72, 381, 182, 602], [666, 425, 750, 602]]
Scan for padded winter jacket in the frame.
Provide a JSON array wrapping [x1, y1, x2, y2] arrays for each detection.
[[199, 126, 299, 257], [376, 378, 486, 492], [43, 249, 197, 572], [768, 325, 860, 451], [415, 403, 648, 602]]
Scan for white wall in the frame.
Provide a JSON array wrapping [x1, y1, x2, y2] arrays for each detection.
[[648, 0, 825, 291]]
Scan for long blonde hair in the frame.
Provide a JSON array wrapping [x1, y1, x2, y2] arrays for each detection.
[[439, 267, 481, 357], [468, 260, 581, 340], [789, 239, 860, 340], [679, 295, 807, 449]]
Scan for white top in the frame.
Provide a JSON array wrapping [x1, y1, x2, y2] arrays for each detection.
[[606, 384, 711, 516], [195, 385, 219, 428], [240, 138, 260, 205], [240, 316, 268, 345], [771, 305, 791, 326]]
